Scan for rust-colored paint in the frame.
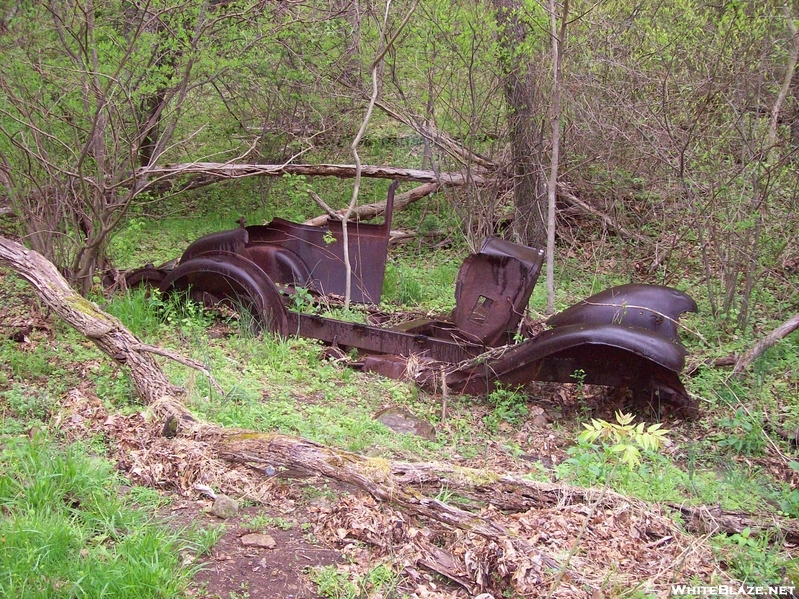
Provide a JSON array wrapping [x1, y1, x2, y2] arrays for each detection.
[[126, 182, 699, 417], [452, 238, 544, 345]]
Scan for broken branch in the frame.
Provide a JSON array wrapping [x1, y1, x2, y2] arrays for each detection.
[[303, 181, 441, 227], [734, 312, 799, 373]]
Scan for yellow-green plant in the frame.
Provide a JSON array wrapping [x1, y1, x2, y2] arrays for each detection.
[[577, 411, 669, 467]]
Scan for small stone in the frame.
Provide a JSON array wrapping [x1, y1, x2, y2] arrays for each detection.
[[240, 533, 277, 549], [531, 413, 548, 427], [374, 406, 436, 440], [209, 494, 239, 519]]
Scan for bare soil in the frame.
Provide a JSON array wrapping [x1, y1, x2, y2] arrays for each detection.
[[169, 500, 341, 599]]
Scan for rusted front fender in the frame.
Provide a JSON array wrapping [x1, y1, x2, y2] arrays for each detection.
[[159, 254, 288, 335], [442, 322, 697, 417], [546, 284, 698, 342]]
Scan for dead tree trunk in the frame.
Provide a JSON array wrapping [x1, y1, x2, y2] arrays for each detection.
[[135, 163, 486, 195]]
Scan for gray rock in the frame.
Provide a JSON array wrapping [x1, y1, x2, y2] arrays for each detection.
[[375, 406, 436, 441], [209, 494, 239, 519]]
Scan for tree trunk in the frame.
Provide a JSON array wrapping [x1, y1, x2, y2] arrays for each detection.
[[492, 0, 547, 247]]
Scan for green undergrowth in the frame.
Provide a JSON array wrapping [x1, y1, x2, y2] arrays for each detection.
[[3, 190, 799, 591], [0, 434, 210, 599]]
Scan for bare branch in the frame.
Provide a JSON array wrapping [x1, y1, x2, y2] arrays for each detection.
[[734, 313, 799, 373]]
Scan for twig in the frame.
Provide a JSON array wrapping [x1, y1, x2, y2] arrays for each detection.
[[132, 342, 225, 396], [581, 300, 708, 345], [440, 365, 448, 422], [343, 0, 419, 308], [306, 188, 340, 220]]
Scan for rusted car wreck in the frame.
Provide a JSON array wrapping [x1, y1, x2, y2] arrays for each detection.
[[128, 182, 699, 417]]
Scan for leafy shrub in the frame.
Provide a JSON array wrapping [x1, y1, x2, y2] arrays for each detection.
[[483, 386, 528, 433], [713, 408, 766, 456]]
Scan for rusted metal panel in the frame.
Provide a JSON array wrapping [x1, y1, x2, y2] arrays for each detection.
[[244, 246, 310, 289], [452, 238, 544, 346], [124, 264, 168, 289], [286, 311, 482, 364], [244, 181, 397, 304], [546, 284, 698, 343], [160, 254, 288, 335]]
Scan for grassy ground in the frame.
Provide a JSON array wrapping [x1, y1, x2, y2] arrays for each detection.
[[1, 179, 798, 596]]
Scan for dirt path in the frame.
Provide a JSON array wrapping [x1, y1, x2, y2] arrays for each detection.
[[167, 498, 341, 599]]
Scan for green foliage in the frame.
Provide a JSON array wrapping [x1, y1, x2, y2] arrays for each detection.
[[779, 462, 799, 518], [291, 286, 316, 313], [1, 383, 54, 422], [711, 529, 793, 585], [382, 263, 423, 306], [381, 253, 459, 311], [104, 287, 212, 339], [578, 411, 670, 468], [712, 408, 767, 456], [101, 286, 164, 337], [185, 523, 227, 557], [0, 436, 198, 598], [311, 563, 399, 599], [243, 513, 294, 532], [483, 386, 528, 433]]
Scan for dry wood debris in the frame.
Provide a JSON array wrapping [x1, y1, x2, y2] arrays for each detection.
[[57, 388, 730, 597]]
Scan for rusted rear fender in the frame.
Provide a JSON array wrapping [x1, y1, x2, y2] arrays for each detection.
[[159, 254, 288, 335], [546, 284, 698, 342], [124, 264, 169, 289], [180, 226, 249, 263]]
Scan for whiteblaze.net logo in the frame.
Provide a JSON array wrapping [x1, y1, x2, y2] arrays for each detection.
[[670, 586, 796, 596]]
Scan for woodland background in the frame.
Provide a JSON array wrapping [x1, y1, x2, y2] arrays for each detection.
[[0, 1, 798, 597]]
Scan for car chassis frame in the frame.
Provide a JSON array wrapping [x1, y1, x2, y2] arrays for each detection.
[[127, 182, 699, 418]]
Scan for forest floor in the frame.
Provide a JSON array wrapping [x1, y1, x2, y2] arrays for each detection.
[[1, 209, 798, 597]]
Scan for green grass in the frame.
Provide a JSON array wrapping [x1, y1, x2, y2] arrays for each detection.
[[311, 563, 400, 599], [0, 435, 202, 599]]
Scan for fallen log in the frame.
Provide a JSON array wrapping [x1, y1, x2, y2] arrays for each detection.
[[303, 181, 441, 226], [133, 162, 487, 195], [734, 312, 799, 373]]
